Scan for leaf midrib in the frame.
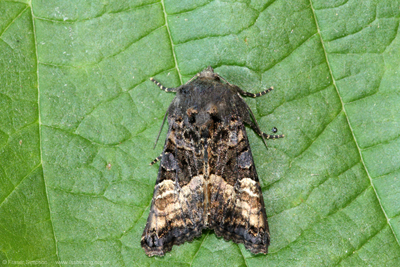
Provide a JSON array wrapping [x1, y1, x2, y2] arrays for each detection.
[[161, 0, 183, 84], [30, 3, 62, 265]]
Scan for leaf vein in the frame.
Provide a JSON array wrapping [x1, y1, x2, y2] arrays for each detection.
[[309, 0, 400, 248]]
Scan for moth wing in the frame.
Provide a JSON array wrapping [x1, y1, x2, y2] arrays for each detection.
[[209, 122, 270, 254], [141, 127, 206, 256]]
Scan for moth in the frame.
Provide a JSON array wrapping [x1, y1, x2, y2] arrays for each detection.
[[141, 67, 284, 256]]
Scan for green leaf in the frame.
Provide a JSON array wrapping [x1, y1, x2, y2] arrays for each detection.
[[1, 0, 399, 266]]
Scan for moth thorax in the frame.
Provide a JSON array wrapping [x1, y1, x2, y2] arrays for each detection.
[[198, 66, 216, 79]]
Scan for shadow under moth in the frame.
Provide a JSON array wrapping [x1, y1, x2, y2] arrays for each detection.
[[141, 67, 284, 256]]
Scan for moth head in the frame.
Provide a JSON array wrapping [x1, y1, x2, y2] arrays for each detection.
[[198, 66, 218, 80]]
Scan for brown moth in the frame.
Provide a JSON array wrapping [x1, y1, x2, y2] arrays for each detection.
[[141, 67, 284, 256]]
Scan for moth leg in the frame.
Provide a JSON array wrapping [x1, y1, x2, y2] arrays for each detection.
[[212, 73, 232, 85], [149, 153, 162, 165], [153, 111, 169, 149], [247, 121, 284, 139], [183, 72, 202, 85], [150, 78, 177, 92], [237, 86, 274, 98]]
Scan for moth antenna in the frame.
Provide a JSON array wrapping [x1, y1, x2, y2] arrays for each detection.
[[150, 78, 177, 92], [238, 86, 274, 98], [153, 110, 168, 149]]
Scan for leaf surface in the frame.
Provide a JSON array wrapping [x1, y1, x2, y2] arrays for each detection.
[[1, 0, 400, 266]]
